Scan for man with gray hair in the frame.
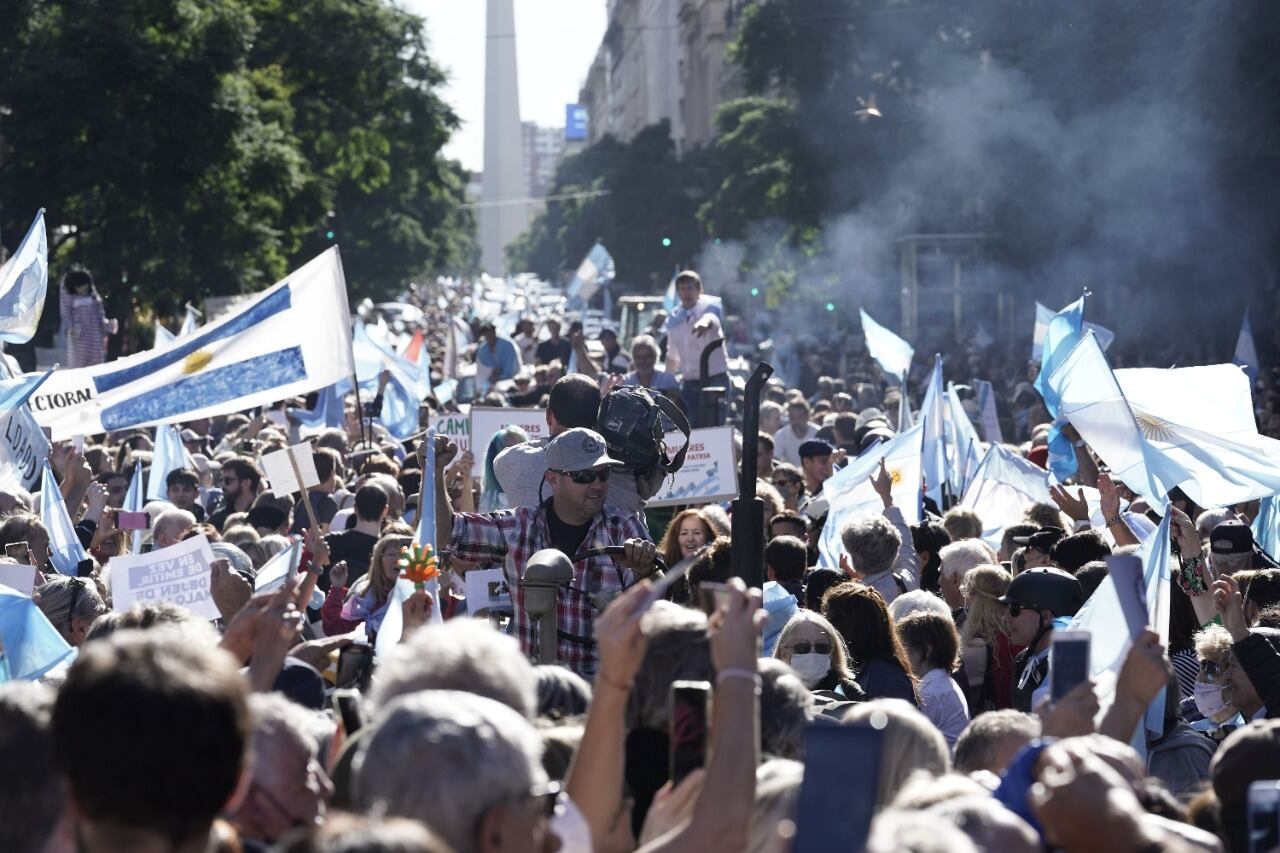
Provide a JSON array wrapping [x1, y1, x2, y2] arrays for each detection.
[[952, 709, 1042, 775], [151, 507, 197, 549], [938, 539, 998, 609], [229, 693, 333, 847], [369, 618, 539, 719], [357, 691, 556, 853], [840, 516, 917, 605]]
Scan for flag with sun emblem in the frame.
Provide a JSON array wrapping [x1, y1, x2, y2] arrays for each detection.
[[1049, 332, 1280, 507], [26, 248, 354, 439], [818, 422, 924, 568]]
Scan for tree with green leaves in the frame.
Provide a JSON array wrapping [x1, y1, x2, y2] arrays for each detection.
[[506, 121, 707, 294], [0, 0, 475, 357]]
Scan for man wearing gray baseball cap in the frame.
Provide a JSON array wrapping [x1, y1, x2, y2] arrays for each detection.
[[425, 428, 657, 676]]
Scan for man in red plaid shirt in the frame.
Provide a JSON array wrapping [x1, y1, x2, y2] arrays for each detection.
[[429, 428, 657, 676]]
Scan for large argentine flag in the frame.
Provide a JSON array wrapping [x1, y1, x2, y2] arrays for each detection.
[[28, 248, 354, 439]]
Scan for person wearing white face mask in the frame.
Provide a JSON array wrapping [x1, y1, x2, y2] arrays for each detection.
[[772, 611, 866, 702], [1191, 625, 1265, 728]]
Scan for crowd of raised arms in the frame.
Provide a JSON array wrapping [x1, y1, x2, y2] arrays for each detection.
[[3, 266, 1280, 853]]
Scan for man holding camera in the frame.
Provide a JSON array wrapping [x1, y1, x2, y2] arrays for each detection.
[[430, 429, 656, 676]]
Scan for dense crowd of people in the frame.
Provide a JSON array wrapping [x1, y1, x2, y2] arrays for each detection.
[[1, 267, 1278, 853]]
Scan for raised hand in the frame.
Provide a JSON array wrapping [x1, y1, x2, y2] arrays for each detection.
[[1049, 483, 1090, 523], [1214, 574, 1250, 641]]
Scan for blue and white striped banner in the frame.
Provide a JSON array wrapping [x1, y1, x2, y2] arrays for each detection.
[[27, 248, 354, 439]]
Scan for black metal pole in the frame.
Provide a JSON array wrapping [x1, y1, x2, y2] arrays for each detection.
[[731, 362, 774, 588]]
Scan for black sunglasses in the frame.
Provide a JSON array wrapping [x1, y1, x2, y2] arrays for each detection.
[[1006, 601, 1038, 618], [790, 641, 832, 655], [554, 468, 611, 485]]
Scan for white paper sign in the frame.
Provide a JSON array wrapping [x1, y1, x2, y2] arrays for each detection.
[[464, 567, 513, 614], [647, 426, 739, 508], [468, 407, 550, 476], [0, 562, 39, 595], [110, 535, 220, 620], [429, 413, 472, 459], [261, 443, 320, 496]]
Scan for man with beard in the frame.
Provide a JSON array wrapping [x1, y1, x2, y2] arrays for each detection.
[[431, 428, 655, 676]]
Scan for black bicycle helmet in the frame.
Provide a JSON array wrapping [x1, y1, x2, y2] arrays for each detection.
[[999, 567, 1085, 617]]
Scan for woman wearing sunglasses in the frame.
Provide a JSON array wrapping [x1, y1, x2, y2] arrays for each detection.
[[772, 610, 866, 701]]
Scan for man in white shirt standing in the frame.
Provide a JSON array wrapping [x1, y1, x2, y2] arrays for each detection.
[[664, 270, 727, 427], [772, 399, 817, 466]]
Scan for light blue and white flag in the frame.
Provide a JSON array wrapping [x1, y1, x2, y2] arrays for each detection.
[[945, 383, 982, 497], [414, 429, 443, 625], [958, 444, 1052, 549], [919, 356, 947, 506], [860, 309, 914, 381], [1033, 296, 1085, 417], [1253, 495, 1280, 561], [122, 459, 144, 553], [1034, 297, 1091, 481], [28, 248, 354, 440], [353, 322, 428, 440], [288, 382, 346, 437], [1033, 300, 1114, 362], [145, 424, 186, 502], [154, 323, 176, 347], [0, 210, 48, 345], [0, 584, 74, 680], [1235, 309, 1259, 387], [40, 460, 89, 575], [1064, 506, 1171, 743], [566, 242, 616, 313], [1050, 334, 1280, 507], [0, 369, 53, 419], [819, 423, 924, 567]]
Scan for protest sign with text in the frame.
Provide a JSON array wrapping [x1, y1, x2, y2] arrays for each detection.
[[647, 426, 738, 508], [109, 535, 220, 621], [429, 412, 471, 459]]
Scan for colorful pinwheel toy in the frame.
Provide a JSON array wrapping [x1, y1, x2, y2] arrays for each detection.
[[398, 543, 440, 590]]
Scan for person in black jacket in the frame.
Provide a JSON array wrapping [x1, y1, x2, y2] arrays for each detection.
[[821, 581, 918, 705]]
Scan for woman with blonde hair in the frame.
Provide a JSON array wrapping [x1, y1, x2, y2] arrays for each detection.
[[959, 563, 1016, 712], [843, 699, 949, 807], [322, 532, 412, 635], [773, 610, 866, 700]]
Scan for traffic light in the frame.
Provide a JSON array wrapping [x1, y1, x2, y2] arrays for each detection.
[[661, 237, 672, 248], [825, 302, 835, 312], [750, 287, 760, 297]]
